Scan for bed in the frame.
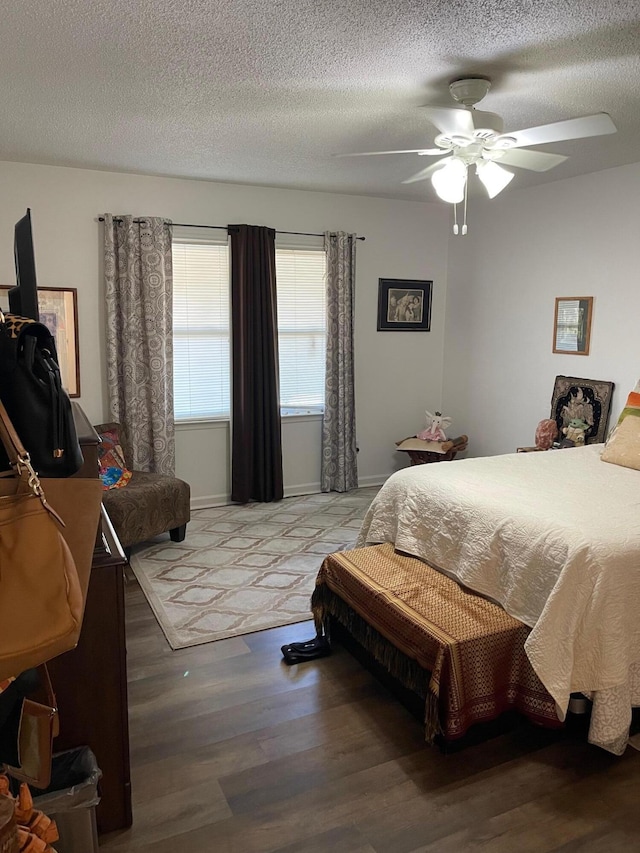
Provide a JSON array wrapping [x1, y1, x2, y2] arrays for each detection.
[[348, 443, 640, 754]]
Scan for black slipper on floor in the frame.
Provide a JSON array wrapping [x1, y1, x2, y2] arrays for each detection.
[[281, 635, 331, 664], [285, 637, 329, 652]]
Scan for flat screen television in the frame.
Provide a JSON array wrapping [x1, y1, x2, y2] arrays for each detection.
[[9, 209, 39, 320]]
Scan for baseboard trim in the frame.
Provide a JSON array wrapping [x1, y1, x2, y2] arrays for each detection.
[[191, 478, 387, 511], [357, 474, 389, 488], [191, 494, 230, 510], [283, 482, 321, 498], [285, 478, 387, 497]]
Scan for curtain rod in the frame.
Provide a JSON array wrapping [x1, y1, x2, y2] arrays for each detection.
[[98, 217, 365, 241]]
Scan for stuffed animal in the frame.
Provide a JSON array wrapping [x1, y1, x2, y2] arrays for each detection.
[[535, 419, 558, 450], [562, 417, 589, 446], [417, 410, 452, 442]]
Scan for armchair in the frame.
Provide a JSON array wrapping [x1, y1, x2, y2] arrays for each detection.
[[94, 422, 190, 552]]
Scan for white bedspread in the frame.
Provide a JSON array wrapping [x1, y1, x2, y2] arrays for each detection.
[[357, 445, 640, 752]]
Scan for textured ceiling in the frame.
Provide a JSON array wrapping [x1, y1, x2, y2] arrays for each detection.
[[0, 0, 638, 200]]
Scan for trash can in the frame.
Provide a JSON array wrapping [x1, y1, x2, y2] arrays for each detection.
[[32, 747, 101, 853]]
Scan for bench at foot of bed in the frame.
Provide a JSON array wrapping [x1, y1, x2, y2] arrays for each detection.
[[312, 543, 562, 744]]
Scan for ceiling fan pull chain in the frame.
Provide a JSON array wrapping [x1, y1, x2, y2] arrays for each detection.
[[453, 203, 459, 235], [461, 179, 468, 235]]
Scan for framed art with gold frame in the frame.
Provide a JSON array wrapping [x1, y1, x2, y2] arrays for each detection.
[[0, 286, 80, 397]]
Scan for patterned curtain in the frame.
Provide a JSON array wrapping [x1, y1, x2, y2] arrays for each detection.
[[103, 214, 175, 475], [321, 232, 358, 492]]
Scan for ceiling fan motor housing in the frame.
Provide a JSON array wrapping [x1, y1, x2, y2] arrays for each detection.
[[449, 77, 492, 106]]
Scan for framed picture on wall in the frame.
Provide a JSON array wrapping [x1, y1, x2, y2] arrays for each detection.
[[553, 296, 593, 355], [0, 286, 81, 397], [377, 278, 432, 332]]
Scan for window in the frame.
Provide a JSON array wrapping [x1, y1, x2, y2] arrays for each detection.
[[276, 248, 327, 415], [173, 240, 326, 421], [173, 238, 230, 420]]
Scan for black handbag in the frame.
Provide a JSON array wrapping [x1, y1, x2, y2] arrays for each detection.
[[0, 312, 83, 477]]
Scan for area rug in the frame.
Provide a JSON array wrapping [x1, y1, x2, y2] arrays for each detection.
[[129, 487, 379, 649]]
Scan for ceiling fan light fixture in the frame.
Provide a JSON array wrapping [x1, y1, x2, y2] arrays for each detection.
[[334, 76, 617, 226], [432, 158, 467, 203], [476, 160, 515, 198]]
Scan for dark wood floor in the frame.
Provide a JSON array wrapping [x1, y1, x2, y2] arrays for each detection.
[[101, 575, 640, 853]]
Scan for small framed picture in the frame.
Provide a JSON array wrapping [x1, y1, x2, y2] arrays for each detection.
[[553, 296, 593, 355], [377, 278, 432, 332]]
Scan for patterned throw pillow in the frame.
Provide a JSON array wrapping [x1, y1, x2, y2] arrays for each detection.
[[97, 428, 132, 490]]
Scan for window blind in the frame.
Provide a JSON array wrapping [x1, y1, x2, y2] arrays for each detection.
[[173, 240, 231, 420], [275, 248, 327, 415]]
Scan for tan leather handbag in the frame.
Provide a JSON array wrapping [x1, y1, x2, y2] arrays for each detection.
[[0, 399, 103, 681]]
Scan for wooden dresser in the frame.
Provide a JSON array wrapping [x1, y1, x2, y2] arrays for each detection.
[[46, 405, 132, 834]]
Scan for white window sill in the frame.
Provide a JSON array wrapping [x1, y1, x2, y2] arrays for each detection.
[[282, 412, 323, 423], [175, 411, 324, 429]]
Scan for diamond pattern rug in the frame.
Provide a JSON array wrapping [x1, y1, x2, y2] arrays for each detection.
[[129, 487, 379, 649]]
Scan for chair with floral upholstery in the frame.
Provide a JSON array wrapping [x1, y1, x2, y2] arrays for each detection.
[[93, 421, 190, 553]]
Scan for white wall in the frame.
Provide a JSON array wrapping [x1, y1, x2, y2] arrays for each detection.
[[443, 162, 640, 457], [0, 162, 450, 502]]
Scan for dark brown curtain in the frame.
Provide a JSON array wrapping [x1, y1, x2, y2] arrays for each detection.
[[229, 224, 283, 503]]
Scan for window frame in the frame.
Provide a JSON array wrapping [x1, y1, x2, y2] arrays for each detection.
[[172, 234, 327, 423]]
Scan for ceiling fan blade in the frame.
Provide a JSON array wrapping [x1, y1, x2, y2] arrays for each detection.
[[503, 113, 616, 148], [402, 158, 451, 184], [333, 148, 442, 157], [494, 148, 568, 172], [422, 106, 474, 136]]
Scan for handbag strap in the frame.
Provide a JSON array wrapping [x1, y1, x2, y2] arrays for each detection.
[[0, 398, 29, 467], [37, 665, 59, 738], [0, 397, 65, 526]]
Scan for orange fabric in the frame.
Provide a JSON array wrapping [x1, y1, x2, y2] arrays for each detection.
[[0, 777, 58, 853]]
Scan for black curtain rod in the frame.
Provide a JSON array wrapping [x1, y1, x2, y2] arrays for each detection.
[[98, 217, 365, 240]]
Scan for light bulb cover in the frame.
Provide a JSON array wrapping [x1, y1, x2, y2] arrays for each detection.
[[432, 158, 467, 203], [476, 160, 515, 198]]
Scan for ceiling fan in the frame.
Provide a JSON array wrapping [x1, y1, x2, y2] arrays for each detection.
[[337, 77, 617, 234]]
